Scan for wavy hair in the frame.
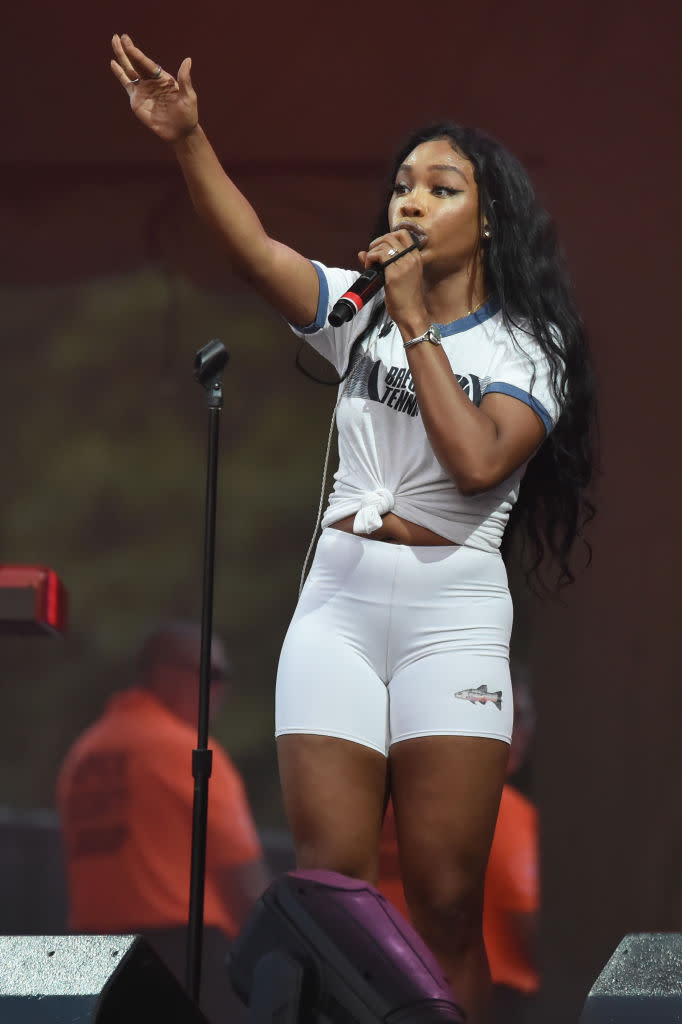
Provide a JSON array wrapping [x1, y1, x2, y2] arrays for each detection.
[[297, 122, 597, 589], [364, 122, 597, 590]]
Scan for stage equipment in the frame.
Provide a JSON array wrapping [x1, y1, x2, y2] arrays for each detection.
[[0, 934, 208, 1022], [0, 564, 67, 635], [186, 339, 229, 1005], [229, 869, 465, 1023], [579, 932, 682, 1022]]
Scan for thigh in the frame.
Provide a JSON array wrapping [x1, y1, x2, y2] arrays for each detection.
[[387, 543, 514, 745], [276, 617, 390, 754], [276, 530, 393, 756], [275, 532, 397, 882], [277, 734, 389, 883], [389, 648, 514, 746], [390, 734, 509, 907]]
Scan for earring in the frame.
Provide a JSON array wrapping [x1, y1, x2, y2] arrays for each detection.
[[482, 228, 491, 240]]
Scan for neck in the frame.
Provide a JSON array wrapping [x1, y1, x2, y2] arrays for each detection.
[[142, 682, 195, 725], [422, 269, 489, 325]]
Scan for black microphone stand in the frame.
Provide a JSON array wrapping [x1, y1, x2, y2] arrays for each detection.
[[186, 339, 230, 1005]]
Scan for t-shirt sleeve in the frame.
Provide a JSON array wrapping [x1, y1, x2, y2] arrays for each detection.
[[288, 261, 384, 376], [484, 326, 564, 434]]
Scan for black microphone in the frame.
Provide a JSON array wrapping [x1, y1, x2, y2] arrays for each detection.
[[327, 233, 421, 327]]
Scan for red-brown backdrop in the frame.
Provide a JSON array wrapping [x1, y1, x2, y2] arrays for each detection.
[[3, 1, 681, 1020]]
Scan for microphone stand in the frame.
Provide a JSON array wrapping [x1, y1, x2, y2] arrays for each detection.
[[186, 339, 230, 1005]]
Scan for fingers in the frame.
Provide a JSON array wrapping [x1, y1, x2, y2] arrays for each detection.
[[368, 229, 416, 254], [364, 237, 396, 269], [363, 230, 419, 271], [177, 57, 194, 98], [111, 34, 139, 84], [118, 33, 160, 80], [110, 57, 134, 94], [177, 57, 192, 86], [111, 33, 167, 87]]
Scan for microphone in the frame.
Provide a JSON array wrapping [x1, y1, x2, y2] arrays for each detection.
[[327, 233, 421, 327]]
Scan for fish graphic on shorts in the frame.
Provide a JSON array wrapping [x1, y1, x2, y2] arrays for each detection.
[[453, 684, 503, 710]]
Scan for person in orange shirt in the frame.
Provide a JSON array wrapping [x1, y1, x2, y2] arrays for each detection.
[[482, 671, 539, 1022], [378, 670, 539, 1024], [56, 621, 271, 1021]]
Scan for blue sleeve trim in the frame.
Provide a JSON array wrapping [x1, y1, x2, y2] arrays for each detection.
[[295, 261, 329, 335], [485, 382, 553, 434]]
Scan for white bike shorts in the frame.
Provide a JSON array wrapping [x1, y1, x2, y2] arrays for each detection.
[[275, 528, 514, 756]]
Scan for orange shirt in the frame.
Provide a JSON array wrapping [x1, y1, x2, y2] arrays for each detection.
[[377, 785, 539, 993], [377, 798, 408, 918], [482, 784, 539, 993], [56, 689, 262, 939]]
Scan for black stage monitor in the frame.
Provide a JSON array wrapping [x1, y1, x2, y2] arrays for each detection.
[[0, 934, 208, 1023], [579, 933, 682, 1023], [229, 869, 465, 1023]]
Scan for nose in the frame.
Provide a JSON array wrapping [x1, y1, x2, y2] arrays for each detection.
[[399, 186, 427, 218]]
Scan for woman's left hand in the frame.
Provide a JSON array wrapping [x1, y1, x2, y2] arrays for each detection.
[[358, 229, 429, 332]]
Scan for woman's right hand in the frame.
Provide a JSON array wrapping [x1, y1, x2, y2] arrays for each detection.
[[110, 34, 198, 144]]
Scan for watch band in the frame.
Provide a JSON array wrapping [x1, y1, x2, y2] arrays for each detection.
[[403, 325, 443, 349]]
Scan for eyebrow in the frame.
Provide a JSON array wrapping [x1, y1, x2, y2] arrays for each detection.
[[397, 163, 468, 183]]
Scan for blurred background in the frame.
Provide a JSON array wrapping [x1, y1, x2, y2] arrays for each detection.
[[2, 0, 681, 1020]]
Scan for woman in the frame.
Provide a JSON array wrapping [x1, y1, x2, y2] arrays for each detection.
[[111, 34, 595, 1022]]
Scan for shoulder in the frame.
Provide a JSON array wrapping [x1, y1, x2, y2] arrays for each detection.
[[484, 314, 564, 433], [493, 313, 563, 364], [288, 261, 386, 376], [291, 260, 385, 337], [289, 262, 363, 336]]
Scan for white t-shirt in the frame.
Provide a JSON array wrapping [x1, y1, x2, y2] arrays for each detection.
[[291, 262, 562, 552]]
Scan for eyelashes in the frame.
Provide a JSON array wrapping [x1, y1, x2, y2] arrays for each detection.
[[392, 183, 462, 198]]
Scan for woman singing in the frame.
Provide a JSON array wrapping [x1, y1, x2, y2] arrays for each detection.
[[111, 34, 595, 1022]]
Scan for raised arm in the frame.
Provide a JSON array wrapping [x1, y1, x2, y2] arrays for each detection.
[[110, 34, 319, 327]]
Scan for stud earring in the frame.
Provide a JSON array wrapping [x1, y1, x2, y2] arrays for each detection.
[[482, 227, 491, 239]]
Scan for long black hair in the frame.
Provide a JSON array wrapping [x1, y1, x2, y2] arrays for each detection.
[[378, 122, 596, 589], [301, 122, 597, 589]]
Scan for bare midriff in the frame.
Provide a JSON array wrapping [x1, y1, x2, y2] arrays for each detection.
[[330, 512, 454, 546]]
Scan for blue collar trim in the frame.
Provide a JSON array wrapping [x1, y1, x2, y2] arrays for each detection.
[[436, 296, 501, 336]]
